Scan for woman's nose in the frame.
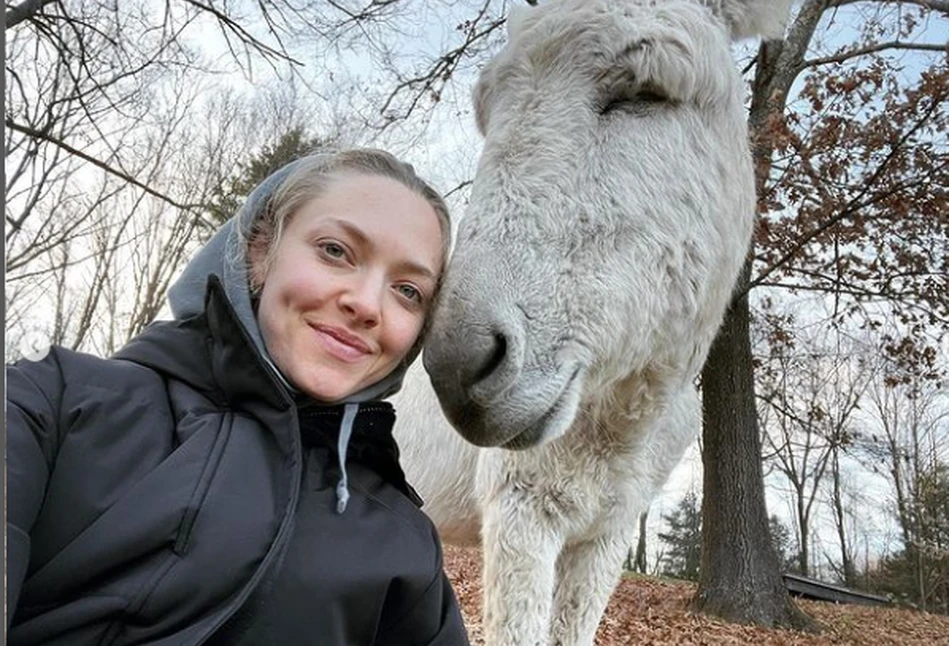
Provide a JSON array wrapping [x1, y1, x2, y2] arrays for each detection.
[[339, 276, 383, 327]]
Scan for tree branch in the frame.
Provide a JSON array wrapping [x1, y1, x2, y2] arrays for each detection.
[[4, 0, 56, 29], [5, 118, 209, 214], [748, 93, 942, 293], [913, 0, 949, 11], [804, 41, 948, 69], [376, 0, 504, 128], [181, 0, 302, 67], [753, 278, 949, 325], [444, 179, 473, 199], [831, 0, 949, 14]]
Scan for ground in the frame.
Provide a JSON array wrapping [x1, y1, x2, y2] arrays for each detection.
[[443, 545, 949, 645]]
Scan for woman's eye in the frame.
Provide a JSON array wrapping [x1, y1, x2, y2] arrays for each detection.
[[396, 284, 422, 302], [318, 241, 348, 260]]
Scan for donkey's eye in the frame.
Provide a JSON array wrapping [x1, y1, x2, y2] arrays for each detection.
[[598, 83, 670, 115], [634, 86, 668, 104]]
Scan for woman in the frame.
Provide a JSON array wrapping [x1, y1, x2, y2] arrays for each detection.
[[6, 149, 470, 645]]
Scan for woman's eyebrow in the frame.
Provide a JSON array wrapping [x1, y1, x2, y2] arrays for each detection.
[[399, 260, 438, 281], [328, 218, 372, 249], [327, 217, 438, 281]]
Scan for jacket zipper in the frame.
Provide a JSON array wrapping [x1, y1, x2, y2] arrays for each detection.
[[191, 405, 303, 645]]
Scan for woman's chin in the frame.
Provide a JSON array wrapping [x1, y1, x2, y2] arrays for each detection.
[[294, 368, 370, 403], [286, 354, 402, 403], [302, 383, 352, 404]]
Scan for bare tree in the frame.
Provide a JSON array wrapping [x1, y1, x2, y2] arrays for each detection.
[[826, 438, 859, 586], [5, 0, 345, 358], [857, 347, 948, 611], [623, 511, 651, 575], [634, 511, 649, 575], [757, 320, 873, 577]]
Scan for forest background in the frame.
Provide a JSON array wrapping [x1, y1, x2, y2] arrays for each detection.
[[5, 0, 948, 618]]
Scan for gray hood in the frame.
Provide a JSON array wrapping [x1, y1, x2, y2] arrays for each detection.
[[166, 154, 424, 514], [166, 154, 413, 405]]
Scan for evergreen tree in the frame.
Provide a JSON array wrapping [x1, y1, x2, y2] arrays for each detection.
[[658, 491, 703, 581], [206, 126, 329, 225], [658, 497, 795, 583], [768, 514, 797, 573]]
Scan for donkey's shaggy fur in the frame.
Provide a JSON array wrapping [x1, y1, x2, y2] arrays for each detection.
[[394, 1, 793, 644]]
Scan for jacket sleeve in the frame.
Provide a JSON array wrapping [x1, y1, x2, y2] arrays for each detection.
[[376, 536, 471, 646], [6, 351, 66, 625]]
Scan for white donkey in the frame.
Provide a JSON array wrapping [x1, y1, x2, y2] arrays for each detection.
[[394, 1, 793, 644]]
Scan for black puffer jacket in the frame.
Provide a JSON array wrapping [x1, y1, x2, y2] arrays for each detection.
[[6, 278, 468, 646]]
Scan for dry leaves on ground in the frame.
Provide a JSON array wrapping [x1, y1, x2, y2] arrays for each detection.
[[443, 545, 949, 645]]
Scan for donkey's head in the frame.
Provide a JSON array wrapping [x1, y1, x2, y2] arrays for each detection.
[[424, 0, 791, 449]]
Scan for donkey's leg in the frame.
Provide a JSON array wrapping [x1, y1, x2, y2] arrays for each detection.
[[549, 532, 630, 646], [481, 489, 563, 646]]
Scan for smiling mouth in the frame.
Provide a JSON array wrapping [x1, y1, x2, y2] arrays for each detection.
[[310, 323, 372, 360]]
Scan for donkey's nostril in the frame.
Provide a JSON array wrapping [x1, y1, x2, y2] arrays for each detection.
[[472, 333, 507, 385], [424, 314, 523, 406]]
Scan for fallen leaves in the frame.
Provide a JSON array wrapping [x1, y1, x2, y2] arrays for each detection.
[[443, 546, 949, 645]]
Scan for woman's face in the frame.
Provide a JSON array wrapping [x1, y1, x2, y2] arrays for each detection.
[[253, 173, 444, 402]]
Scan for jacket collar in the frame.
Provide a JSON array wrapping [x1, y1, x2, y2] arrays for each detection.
[[297, 404, 423, 507], [115, 275, 290, 412]]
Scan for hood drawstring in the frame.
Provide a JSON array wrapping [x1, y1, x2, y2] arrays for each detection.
[[335, 403, 358, 514]]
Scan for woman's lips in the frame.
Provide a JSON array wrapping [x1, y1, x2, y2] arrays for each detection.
[[310, 323, 372, 362]]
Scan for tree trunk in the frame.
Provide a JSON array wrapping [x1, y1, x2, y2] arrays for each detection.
[[690, 1, 831, 628], [830, 447, 856, 586], [689, 261, 815, 630], [634, 511, 649, 574], [796, 487, 810, 577]]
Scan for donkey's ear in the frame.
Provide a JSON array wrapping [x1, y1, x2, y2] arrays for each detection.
[[701, 0, 796, 40]]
